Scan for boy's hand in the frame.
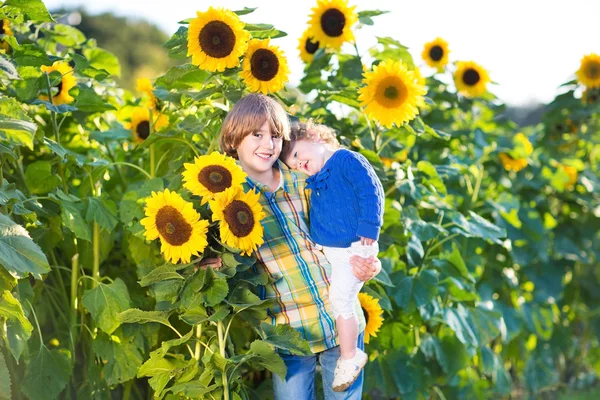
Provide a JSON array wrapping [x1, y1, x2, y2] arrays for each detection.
[[359, 236, 375, 246], [350, 255, 381, 282], [194, 257, 222, 272]]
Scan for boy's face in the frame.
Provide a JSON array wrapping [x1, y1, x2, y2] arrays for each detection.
[[237, 120, 282, 176], [281, 139, 325, 176]]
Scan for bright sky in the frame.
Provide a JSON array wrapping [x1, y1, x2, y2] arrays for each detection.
[[45, 0, 600, 106]]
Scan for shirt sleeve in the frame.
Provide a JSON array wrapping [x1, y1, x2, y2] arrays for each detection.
[[341, 151, 385, 240]]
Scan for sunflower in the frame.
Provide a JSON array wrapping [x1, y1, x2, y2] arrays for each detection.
[[582, 87, 600, 105], [358, 292, 384, 344], [141, 189, 209, 264], [454, 61, 491, 98], [499, 133, 532, 172], [358, 60, 426, 128], [136, 78, 159, 110], [298, 29, 321, 63], [128, 107, 169, 143], [576, 53, 600, 88], [182, 151, 247, 204], [240, 38, 290, 94], [307, 0, 357, 50], [210, 187, 265, 256], [187, 7, 250, 72], [422, 37, 450, 72], [0, 19, 14, 53], [39, 61, 76, 105], [560, 164, 578, 187], [499, 153, 527, 172]]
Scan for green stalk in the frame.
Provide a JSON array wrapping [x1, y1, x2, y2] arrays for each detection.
[[194, 324, 202, 360], [217, 321, 229, 400], [70, 245, 79, 360], [91, 222, 100, 288]]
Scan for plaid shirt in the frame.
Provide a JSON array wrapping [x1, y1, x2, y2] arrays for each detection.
[[244, 161, 365, 354]]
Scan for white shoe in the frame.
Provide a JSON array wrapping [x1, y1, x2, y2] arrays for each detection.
[[331, 349, 368, 392]]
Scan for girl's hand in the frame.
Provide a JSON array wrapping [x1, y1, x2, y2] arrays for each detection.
[[195, 257, 223, 271], [359, 236, 375, 246], [350, 255, 381, 282]]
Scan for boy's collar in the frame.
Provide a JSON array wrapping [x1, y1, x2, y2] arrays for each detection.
[[244, 159, 292, 194]]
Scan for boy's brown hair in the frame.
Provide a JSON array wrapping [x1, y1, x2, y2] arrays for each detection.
[[280, 119, 341, 160], [219, 93, 290, 159]]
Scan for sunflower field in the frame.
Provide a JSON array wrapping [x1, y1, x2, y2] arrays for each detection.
[[0, 0, 600, 399]]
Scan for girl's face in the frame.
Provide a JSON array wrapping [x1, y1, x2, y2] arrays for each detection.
[[282, 139, 327, 176], [236, 120, 282, 177]]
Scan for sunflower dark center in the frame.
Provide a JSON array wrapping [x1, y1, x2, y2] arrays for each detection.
[[305, 38, 319, 54], [155, 205, 193, 246], [199, 21, 236, 58], [463, 68, 480, 86], [250, 48, 279, 81], [136, 120, 151, 140], [197, 165, 233, 193], [586, 62, 600, 79], [384, 86, 399, 100], [0, 26, 5, 35], [224, 200, 254, 237], [321, 8, 346, 37], [429, 45, 444, 61]]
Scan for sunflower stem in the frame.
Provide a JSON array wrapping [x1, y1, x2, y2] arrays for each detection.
[[70, 248, 80, 364], [217, 320, 230, 400], [91, 222, 100, 289], [150, 145, 156, 178], [194, 324, 202, 360], [471, 164, 485, 204], [43, 71, 61, 146]]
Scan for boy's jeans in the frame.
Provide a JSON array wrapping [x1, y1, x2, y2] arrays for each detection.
[[272, 332, 365, 399]]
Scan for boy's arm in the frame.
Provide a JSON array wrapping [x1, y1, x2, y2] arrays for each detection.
[[343, 152, 385, 241]]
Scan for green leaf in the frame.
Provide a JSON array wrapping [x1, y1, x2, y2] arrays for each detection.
[[93, 333, 143, 386], [245, 23, 287, 39], [357, 10, 388, 25], [118, 309, 171, 327], [521, 303, 554, 341], [0, 350, 11, 399], [82, 278, 131, 335], [2, 0, 54, 22], [139, 264, 184, 287], [0, 214, 50, 279], [163, 26, 189, 60], [390, 269, 438, 311], [90, 125, 132, 143], [449, 211, 506, 245], [234, 7, 257, 15], [86, 197, 118, 232], [0, 55, 19, 80], [169, 382, 219, 398], [421, 333, 469, 377], [59, 199, 91, 242], [49, 24, 86, 47], [247, 340, 286, 380], [0, 290, 33, 361], [137, 351, 176, 378], [83, 48, 120, 77], [439, 243, 475, 283], [21, 347, 71, 400], [443, 304, 478, 347], [11, 44, 51, 67], [25, 160, 60, 194], [261, 322, 312, 356], [73, 86, 116, 113]]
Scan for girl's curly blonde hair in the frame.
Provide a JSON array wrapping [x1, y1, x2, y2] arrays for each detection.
[[280, 119, 340, 160]]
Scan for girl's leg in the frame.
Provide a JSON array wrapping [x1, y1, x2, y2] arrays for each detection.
[[336, 314, 359, 359]]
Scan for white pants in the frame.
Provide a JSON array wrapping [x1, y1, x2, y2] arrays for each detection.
[[323, 241, 379, 320]]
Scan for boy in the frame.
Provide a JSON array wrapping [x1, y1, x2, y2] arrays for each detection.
[[215, 93, 380, 399]]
